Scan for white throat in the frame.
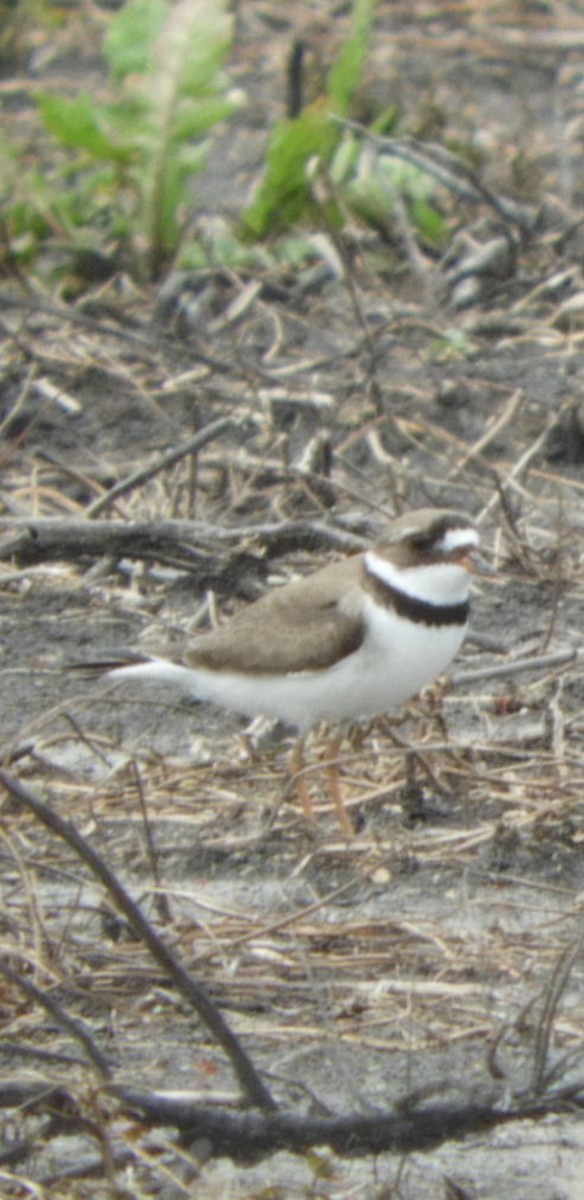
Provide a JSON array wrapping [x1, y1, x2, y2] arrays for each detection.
[[365, 550, 471, 606]]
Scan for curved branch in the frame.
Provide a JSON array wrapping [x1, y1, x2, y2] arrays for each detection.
[[0, 770, 276, 1113]]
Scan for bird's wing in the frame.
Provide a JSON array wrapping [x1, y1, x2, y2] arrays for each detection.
[[185, 557, 366, 676]]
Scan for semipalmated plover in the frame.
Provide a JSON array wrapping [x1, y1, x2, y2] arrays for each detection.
[[96, 508, 480, 831]]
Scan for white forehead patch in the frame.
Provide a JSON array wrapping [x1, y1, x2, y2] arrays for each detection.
[[437, 526, 479, 553]]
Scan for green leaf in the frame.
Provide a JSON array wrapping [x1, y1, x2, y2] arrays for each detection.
[[104, 0, 167, 83], [151, 0, 232, 99], [37, 93, 128, 162], [410, 197, 445, 241], [243, 102, 338, 237], [171, 95, 236, 142], [242, 0, 378, 240], [327, 0, 377, 116], [136, 0, 234, 275], [330, 132, 360, 185]]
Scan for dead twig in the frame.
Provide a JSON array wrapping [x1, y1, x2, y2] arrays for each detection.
[[131, 760, 173, 926], [0, 515, 362, 572], [0, 959, 110, 1080], [110, 1081, 584, 1162], [451, 648, 579, 686], [0, 288, 228, 372], [331, 118, 530, 230], [0, 769, 277, 1113], [448, 389, 523, 481], [530, 935, 583, 1097], [85, 416, 239, 518]]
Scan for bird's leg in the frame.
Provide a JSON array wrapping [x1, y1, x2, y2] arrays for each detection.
[[322, 734, 354, 837], [241, 715, 278, 761], [288, 736, 316, 821]]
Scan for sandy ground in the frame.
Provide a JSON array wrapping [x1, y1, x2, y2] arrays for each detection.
[[3, 2, 584, 1196]]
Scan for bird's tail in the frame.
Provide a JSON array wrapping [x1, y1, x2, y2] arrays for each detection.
[[67, 656, 196, 692], [65, 654, 151, 679]]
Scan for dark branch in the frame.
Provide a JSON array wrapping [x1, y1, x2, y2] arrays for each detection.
[[0, 769, 277, 1113]]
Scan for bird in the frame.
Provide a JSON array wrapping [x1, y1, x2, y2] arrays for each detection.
[[90, 508, 480, 833]]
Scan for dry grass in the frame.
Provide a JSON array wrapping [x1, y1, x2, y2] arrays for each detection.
[[3, 0, 584, 1195]]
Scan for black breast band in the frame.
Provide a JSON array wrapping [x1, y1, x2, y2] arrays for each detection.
[[363, 565, 469, 628]]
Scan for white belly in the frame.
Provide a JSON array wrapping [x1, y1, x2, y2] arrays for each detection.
[[114, 602, 467, 732]]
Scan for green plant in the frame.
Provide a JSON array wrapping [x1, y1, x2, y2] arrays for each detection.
[[426, 326, 476, 362], [8, 0, 236, 281], [331, 137, 446, 245], [243, 0, 377, 239], [0, 0, 445, 286], [0, 119, 77, 280], [242, 0, 444, 251]]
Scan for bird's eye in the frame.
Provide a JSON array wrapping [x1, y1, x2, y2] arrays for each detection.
[[410, 532, 435, 553]]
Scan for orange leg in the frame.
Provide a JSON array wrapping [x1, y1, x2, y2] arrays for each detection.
[[288, 736, 316, 821], [323, 736, 354, 837], [289, 734, 355, 835]]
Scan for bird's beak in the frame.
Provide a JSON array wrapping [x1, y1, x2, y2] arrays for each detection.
[[460, 548, 495, 576]]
